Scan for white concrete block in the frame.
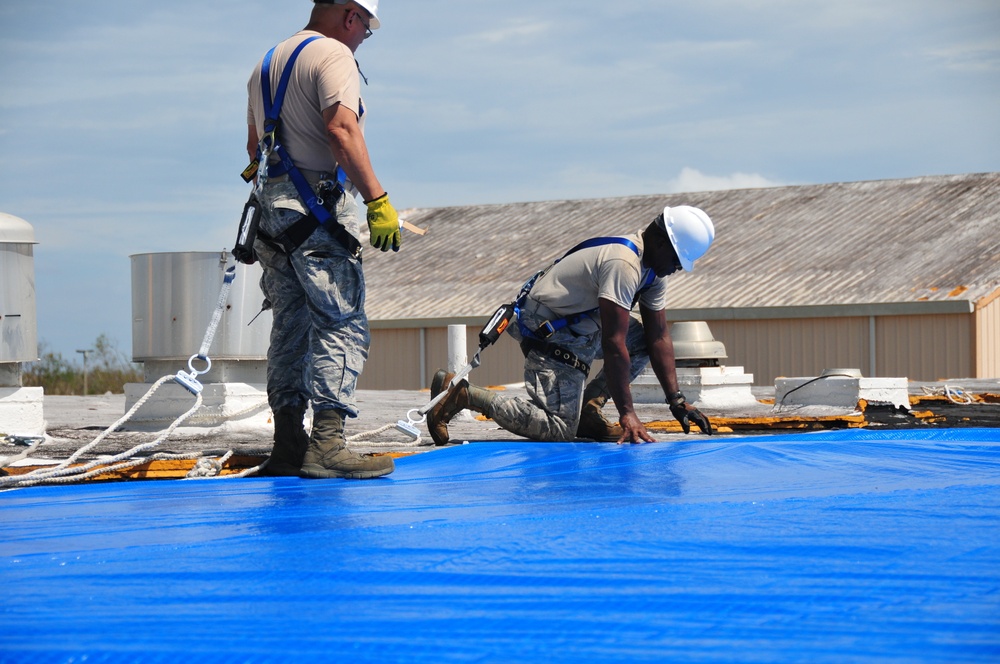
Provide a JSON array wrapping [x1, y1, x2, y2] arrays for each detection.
[[632, 365, 759, 409], [0, 386, 44, 437], [123, 381, 271, 433], [775, 375, 909, 410]]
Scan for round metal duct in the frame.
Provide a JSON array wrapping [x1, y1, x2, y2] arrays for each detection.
[[671, 321, 727, 364], [0, 212, 38, 363]]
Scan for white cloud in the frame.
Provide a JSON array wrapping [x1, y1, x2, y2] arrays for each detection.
[[460, 21, 552, 45], [666, 168, 787, 193], [926, 41, 1000, 73]]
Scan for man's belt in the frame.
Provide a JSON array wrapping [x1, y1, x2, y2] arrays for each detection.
[[519, 337, 590, 377], [256, 189, 362, 261], [264, 167, 331, 185]]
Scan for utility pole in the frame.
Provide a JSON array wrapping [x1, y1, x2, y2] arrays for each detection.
[[76, 349, 92, 396]]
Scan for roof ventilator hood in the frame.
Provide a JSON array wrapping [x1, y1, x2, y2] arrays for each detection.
[[672, 321, 727, 367]]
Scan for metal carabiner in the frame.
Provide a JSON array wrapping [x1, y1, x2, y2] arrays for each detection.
[[175, 354, 213, 395]]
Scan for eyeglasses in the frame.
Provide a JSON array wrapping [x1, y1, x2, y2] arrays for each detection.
[[353, 11, 373, 39]]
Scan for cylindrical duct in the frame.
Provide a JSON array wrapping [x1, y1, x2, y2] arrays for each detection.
[[130, 251, 272, 362], [0, 212, 38, 363]]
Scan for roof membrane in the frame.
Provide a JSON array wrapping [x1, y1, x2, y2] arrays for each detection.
[[2, 429, 998, 662]]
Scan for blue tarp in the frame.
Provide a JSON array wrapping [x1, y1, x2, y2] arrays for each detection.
[[2, 428, 999, 663]]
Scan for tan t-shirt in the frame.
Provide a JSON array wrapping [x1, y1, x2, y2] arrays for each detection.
[[527, 231, 669, 327], [247, 31, 364, 175]]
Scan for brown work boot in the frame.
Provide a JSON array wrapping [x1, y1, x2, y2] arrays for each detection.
[[260, 404, 309, 476], [300, 409, 394, 479], [426, 369, 471, 446], [575, 381, 623, 442]]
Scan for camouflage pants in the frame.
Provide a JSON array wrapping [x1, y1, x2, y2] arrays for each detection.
[[253, 181, 369, 417], [487, 305, 651, 441]]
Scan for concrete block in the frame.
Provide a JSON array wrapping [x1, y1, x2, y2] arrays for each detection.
[[632, 365, 758, 409], [123, 381, 271, 433], [775, 374, 909, 410], [0, 386, 44, 436]]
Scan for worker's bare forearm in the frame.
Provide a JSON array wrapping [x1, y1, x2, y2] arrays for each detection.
[[602, 340, 635, 419], [324, 105, 383, 203], [641, 306, 680, 398], [647, 336, 680, 396]]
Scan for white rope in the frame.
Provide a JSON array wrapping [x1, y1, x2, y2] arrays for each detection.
[[185, 451, 233, 479], [126, 398, 271, 426], [9, 452, 204, 487], [0, 262, 246, 491], [0, 253, 438, 488], [0, 439, 43, 471], [920, 384, 976, 405], [0, 379, 205, 490], [346, 422, 428, 449], [225, 459, 269, 479]]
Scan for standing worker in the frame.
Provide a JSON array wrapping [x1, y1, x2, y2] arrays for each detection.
[[428, 206, 716, 444], [246, 0, 400, 479]]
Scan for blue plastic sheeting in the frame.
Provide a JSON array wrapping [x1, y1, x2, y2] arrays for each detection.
[[2, 429, 999, 663]]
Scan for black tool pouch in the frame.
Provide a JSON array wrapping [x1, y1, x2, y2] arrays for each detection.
[[232, 192, 263, 265]]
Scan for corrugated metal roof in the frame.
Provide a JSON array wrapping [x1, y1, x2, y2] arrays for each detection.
[[363, 173, 1000, 321]]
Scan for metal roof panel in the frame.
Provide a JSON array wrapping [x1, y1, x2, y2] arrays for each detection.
[[363, 173, 1000, 321]]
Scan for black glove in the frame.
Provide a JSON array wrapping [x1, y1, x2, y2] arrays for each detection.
[[667, 392, 713, 435]]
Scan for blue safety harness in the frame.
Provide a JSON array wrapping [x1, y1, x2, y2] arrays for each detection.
[[513, 236, 656, 376], [255, 36, 361, 259], [515, 236, 656, 350]]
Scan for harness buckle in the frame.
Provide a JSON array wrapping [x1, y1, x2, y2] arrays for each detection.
[[535, 321, 556, 339], [260, 128, 277, 154]]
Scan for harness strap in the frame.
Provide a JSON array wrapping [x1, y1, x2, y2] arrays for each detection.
[[563, 236, 640, 257], [258, 37, 361, 259], [520, 338, 591, 377], [516, 236, 656, 340], [261, 37, 321, 135]]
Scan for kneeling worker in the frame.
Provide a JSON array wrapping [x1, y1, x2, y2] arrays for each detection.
[[428, 205, 716, 444]]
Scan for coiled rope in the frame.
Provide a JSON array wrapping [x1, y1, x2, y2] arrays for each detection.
[[1, 266, 240, 490], [920, 384, 977, 405], [0, 261, 426, 490]]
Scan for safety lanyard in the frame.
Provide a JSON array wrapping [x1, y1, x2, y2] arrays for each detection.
[[516, 236, 656, 339]]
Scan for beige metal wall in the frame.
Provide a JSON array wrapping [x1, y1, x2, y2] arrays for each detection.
[[361, 310, 986, 390], [976, 295, 1000, 378], [360, 323, 525, 390], [359, 328, 422, 389], [708, 317, 870, 385], [876, 314, 973, 381], [712, 314, 974, 384]]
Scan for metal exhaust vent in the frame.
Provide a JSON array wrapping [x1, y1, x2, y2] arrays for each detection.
[[0, 212, 38, 369], [672, 321, 727, 367]]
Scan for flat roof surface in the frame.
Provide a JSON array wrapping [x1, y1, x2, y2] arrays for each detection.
[[4, 379, 1000, 473], [2, 427, 998, 662]]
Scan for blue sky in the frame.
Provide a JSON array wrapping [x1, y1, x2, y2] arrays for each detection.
[[1, 0, 998, 363]]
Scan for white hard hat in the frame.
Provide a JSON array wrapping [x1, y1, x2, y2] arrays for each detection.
[[316, 0, 380, 29], [658, 205, 715, 271], [355, 0, 380, 29]]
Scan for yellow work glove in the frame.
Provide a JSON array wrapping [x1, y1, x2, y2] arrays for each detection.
[[365, 193, 401, 252]]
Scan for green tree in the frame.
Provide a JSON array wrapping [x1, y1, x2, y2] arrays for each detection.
[[22, 335, 143, 395]]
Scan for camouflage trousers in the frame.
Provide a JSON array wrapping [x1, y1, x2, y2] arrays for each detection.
[[253, 181, 369, 417], [486, 305, 651, 441]]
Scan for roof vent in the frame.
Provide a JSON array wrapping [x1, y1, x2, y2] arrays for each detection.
[[821, 368, 863, 378], [672, 321, 727, 367], [0, 212, 38, 366]]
